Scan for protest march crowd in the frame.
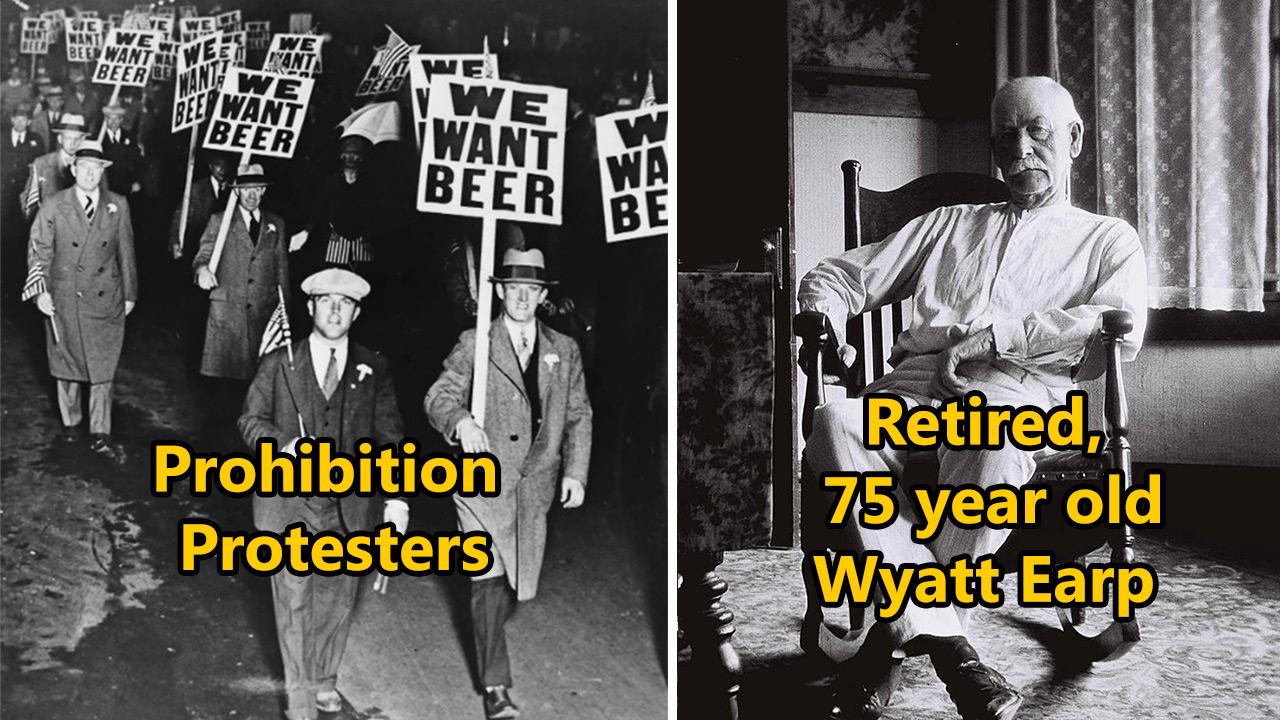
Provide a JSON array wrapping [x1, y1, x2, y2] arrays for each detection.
[[1, 2, 667, 718]]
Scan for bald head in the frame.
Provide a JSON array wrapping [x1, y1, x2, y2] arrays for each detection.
[[991, 76, 1084, 209]]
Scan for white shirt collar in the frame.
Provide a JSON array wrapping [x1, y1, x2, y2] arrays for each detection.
[[503, 315, 537, 351], [75, 186, 100, 207], [239, 205, 260, 229], [12, 129, 23, 144], [308, 333, 350, 390]]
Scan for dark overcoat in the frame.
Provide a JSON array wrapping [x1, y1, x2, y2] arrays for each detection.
[[425, 320, 593, 600], [240, 339, 404, 534], [192, 208, 290, 380], [27, 187, 137, 383]]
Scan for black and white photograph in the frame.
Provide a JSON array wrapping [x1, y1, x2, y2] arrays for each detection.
[[0, 1, 668, 718], [677, 1, 1280, 719]]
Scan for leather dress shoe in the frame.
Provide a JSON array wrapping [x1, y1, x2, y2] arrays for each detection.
[[58, 425, 83, 443], [483, 686, 520, 719], [89, 434, 128, 465], [940, 659, 1022, 720]]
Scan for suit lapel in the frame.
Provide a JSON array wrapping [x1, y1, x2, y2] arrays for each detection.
[[489, 320, 526, 398], [535, 322, 552, 408]]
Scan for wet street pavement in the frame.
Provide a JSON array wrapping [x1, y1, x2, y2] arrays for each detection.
[[0, 295, 668, 719]]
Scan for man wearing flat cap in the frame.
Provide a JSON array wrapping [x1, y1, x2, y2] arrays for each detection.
[[25, 140, 137, 463], [425, 248, 593, 720], [239, 268, 407, 720], [192, 163, 291, 436], [23, 113, 98, 221]]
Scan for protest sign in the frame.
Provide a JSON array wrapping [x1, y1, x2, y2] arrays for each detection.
[[121, 11, 151, 31], [21, 19, 50, 55], [179, 17, 216, 43], [152, 39, 177, 82], [407, 53, 496, 146], [418, 76, 566, 225], [77, 10, 99, 19], [41, 10, 65, 43], [288, 13, 313, 34], [245, 21, 271, 51], [263, 33, 322, 77], [108, 14, 123, 29], [66, 18, 104, 62], [217, 10, 242, 33], [222, 31, 247, 67], [595, 105, 668, 242], [92, 28, 163, 86], [154, 6, 176, 20], [204, 67, 315, 158], [151, 15, 175, 39], [355, 27, 418, 97], [173, 33, 225, 130]]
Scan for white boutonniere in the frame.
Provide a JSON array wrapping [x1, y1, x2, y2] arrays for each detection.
[[107, 203, 118, 214], [267, 222, 277, 234], [543, 353, 560, 370], [356, 363, 373, 382]]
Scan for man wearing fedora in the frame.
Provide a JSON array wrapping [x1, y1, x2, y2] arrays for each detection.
[[23, 112, 97, 221], [25, 140, 137, 463], [193, 163, 291, 439], [29, 83, 66, 149], [425, 248, 593, 720], [240, 267, 408, 720]]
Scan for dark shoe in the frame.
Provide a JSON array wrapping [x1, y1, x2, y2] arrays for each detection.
[[940, 659, 1022, 720], [58, 425, 83, 443], [89, 434, 128, 465], [483, 686, 520, 719], [826, 625, 901, 720]]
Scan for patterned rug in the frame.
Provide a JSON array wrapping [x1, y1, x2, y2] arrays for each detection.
[[685, 535, 1280, 719]]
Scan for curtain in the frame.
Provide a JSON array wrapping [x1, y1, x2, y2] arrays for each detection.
[[1002, 0, 1270, 311]]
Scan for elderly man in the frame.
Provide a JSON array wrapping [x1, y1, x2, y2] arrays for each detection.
[[239, 268, 406, 720], [799, 76, 1147, 720], [25, 140, 137, 463], [193, 164, 290, 440], [425, 248, 592, 720], [23, 113, 92, 221]]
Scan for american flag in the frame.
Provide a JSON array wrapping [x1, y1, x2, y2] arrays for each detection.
[[376, 26, 412, 74], [258, 287, 292, 358], [22, 172, 42, 215], [21, 262, 47, 302]]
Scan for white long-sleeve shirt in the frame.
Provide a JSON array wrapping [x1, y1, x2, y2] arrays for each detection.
[[798, 202, 1147, 388]]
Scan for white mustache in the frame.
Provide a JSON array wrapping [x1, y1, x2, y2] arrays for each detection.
[[1008, 160, 1048, 174]]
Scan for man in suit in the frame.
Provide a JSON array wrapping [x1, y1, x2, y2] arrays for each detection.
[[63, 68, 100, 136], [168, 151, 232, 369], [239, 268, 407, 720], [100, 101, 142, 196], [192, 164, 291, 438], [26, 140, 137, 464], [30, 84, 66, 149], [3, 103, 44, 294], [425, 248, 593, 720], [23, 113, 92, 221]]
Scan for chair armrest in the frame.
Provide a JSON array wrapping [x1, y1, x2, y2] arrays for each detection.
[[1071, 310, 1135, 383], [795, 311, 852, 387]]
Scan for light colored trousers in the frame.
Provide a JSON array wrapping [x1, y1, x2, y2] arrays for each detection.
[[805, 356, 1066, 650]]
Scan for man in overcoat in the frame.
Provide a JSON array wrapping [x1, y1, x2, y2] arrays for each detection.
[[26, 140, 137, 463], [23, 113, 90, 221], [425, 248, 593, 720], [3, 102, 43, 294], [239, 268, 408, 720], [192, 163, 290, 435]]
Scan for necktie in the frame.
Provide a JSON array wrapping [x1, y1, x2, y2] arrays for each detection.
[[249, 211, 261, 243], [84, 195, 94, 222], [321, 348, 339, 400], [518, 328, 532, 370]]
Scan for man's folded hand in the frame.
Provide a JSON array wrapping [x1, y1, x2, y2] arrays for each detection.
[[931, 327, 996, 398]]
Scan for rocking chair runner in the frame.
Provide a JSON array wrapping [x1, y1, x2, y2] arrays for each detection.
[[796, 160, 1143, 663]]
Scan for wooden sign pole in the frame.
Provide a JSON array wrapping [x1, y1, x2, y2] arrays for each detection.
[[175, 124, 201, 257], [207, 149, 252, 274], [470, 215, 497, 428]]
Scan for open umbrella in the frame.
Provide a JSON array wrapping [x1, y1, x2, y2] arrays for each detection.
[[337, 101, 403, 144]]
